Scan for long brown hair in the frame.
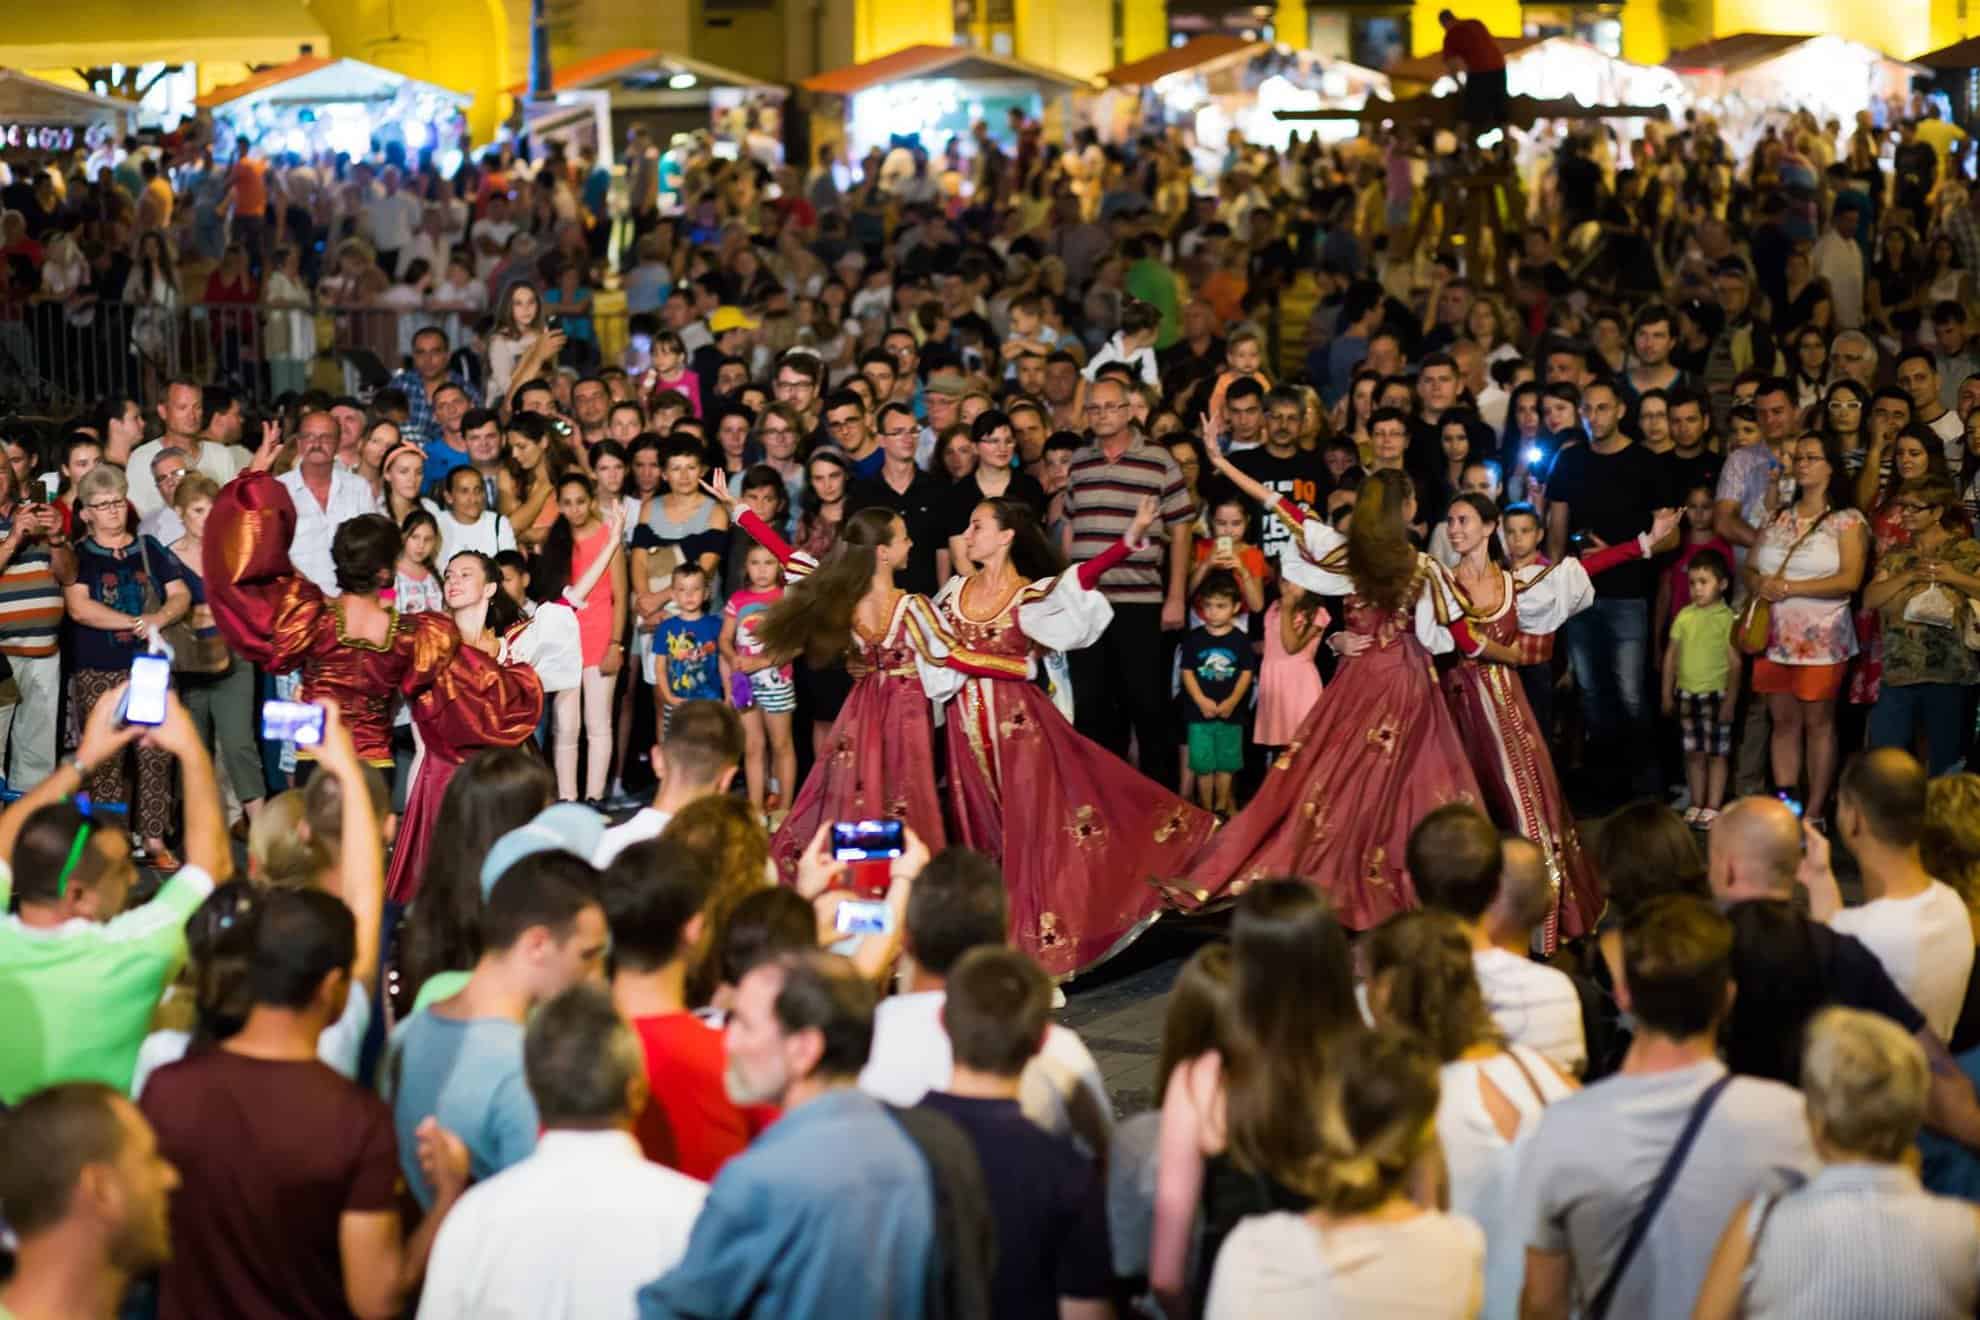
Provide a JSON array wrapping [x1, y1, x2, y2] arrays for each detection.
[[1366, 910, 1500, 1063], [1304, 1026, 1442, 1213], [755, 506, 900, 667], [979, 497, 1065, 581], [659, 795, 773, 1007], [1223, 880, 1360, 1182], [1347, 468, 1420, 611]]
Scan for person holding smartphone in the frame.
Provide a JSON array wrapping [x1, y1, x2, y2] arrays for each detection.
[[62, 465, 191, 869]]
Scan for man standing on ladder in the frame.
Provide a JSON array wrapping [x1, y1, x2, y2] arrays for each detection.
[[1439, 9, 1509, 142]]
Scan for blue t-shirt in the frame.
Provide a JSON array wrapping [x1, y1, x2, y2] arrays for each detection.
[[658, 613, 724, 701], [384, 1012, 536, 1209], [1181, 624, 1256, 725], [422, 438, 474, 490]]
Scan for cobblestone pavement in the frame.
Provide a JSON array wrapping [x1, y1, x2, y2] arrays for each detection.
[[1056, 916, 1225, 1117]]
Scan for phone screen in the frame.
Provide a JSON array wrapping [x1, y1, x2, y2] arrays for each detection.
[[834, 898, 894, 937], [124, 654, 171, 727], [832, 818, 905, 862], [261, 699, 325, 747]]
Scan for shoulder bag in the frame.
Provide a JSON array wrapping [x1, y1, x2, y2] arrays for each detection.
[[1582, 1073, 1734, 1319], [137, 537, 230, 675], [1736, 513, 1831, 656]]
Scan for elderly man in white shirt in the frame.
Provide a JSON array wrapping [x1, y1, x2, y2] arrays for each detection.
[[278, 410, 379, 596], [419, 986, 704, 1320]]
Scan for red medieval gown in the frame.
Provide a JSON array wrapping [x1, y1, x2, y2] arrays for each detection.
[[204, 471, 544, 903], [1441, 558, 1603, 948], [733, 509, 957, 884], [929, 553, 1218, 979], [1173, 500, 1481, 928]]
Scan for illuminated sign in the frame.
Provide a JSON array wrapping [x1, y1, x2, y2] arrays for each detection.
[[0, 125, 79, 152]]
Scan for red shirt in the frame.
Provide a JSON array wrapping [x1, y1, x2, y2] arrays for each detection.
[[1441, 18, 1506, 71], [631, 1012, 779, 1181]]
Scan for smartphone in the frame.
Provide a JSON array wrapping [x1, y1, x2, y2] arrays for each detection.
[[262, 699, 325, 747], [1777, 791, 1805, 819], [123, 654, 172, 727], [544, 314, 564, 333], [38, 472, 58, 500], [834, 898, 894, 937], [1215, 535, 1234, 557], [832, 818, 905, 863]]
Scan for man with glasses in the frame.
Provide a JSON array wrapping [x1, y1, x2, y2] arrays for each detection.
[[138, 449, 190, 546], [773, 351, 825, 430], [1062, 376, 1193, 786], [847, 402, 944, 595]]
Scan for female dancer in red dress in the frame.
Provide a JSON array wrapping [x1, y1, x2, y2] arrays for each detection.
[[712, 475, 965, 883], [204, 471, 544, 903], [1440, 494, 1679, 948], [934, 498, 1217, 978], [1178, 462, 1481, 928]]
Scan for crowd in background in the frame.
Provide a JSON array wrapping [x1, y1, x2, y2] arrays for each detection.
[[9, 82, 1980, 1318]]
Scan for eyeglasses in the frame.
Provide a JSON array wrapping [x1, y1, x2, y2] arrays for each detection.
[[1894, 501, 1936, 513], [826, 416, 862, 430], [85, 498, 126, 512], [1086, 403, 1128, 414]]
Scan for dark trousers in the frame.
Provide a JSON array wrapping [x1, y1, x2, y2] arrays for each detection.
[[1068, 601, 1177, 787]]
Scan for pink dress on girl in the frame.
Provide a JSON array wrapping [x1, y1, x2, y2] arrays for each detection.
[[570, 521, 619, 666], [1254, 600, 1326, 746]]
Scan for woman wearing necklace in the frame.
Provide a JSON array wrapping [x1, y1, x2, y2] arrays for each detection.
[[930, 496, 1216, 979], [1440, 494, 1678, 949]]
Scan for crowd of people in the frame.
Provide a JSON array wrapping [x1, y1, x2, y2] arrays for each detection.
[[8, 76, 1980, 1318]]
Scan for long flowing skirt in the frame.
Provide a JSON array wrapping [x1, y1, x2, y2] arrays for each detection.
[[1442, 660, 1602, 947], [1172, 635, 1482, 929], [388, 746, 460, 905], [771, 671, 946, 884], [944, 675, 1216, 979]]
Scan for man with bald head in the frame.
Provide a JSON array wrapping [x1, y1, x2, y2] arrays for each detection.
[[1825, 750, 1973, 1039], [1708, 792, 1980, 1151]]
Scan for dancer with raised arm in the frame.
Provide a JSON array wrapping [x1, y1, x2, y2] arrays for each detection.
[[1176, 462, 1480, 927], [708, 472, 969, 882], [931, 497, 1217, 978], [1439, 493, 1680, 947], [203, 471, 544, 904]]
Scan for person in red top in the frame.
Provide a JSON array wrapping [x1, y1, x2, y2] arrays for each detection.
[[601, 837, 777, 1181], [1439, 9, 1509, 136]]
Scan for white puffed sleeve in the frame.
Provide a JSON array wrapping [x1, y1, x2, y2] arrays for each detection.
[[1413, 557, 1463, 656], [501, 602, 584, 692], [1274, 499, 1355, 597], [901, 591, 969, 706], [1015, 566, 1117, 655], [1513, 558, 1597, 636]]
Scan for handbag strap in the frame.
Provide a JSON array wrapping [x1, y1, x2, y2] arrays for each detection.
[[1764, 509, 1833, 585], [1584, 1073, 1734, 1319], [1502, 1045, 1552, 1111]]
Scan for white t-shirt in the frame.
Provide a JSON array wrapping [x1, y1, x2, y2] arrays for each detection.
[[859, 988, 1115, 1157], [364, 190, 423, 253], [438, 509, 517, 566], [1473, 947, 1586, 1077], [471, 218, 518, 278], [1205, 1209, 1485, 1319], [592, 808, 672, 869], [1831, 880, 1975, 1040]]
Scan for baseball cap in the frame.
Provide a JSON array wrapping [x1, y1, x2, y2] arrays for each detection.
[[479, 802, 608, 899], [710, 306, 760, 334], [925, 369, 969, 398]]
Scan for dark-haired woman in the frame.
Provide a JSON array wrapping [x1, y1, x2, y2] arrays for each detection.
[[1440, 494, 1681, 948], [932, 497, 1216, 978], [710, 480, 958, 883], [532, 472, 627, 804], [203, 471, 544, 904], [1181, 455, 1481, 927]]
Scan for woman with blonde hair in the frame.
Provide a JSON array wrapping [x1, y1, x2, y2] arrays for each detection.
[[1204, 1026, 1485, 1318]]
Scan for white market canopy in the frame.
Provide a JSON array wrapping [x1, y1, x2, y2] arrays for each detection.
[[0, 68, 137, 127], [196, 56, 471, 111]]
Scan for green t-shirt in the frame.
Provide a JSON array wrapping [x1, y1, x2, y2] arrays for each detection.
[[0, 861, 212, 1103], [411, 968, 472, 1015], [1670, 600, 1737, 695]]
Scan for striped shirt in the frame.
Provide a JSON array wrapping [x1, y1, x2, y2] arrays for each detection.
[[1063, 434, 1192, 605], [1742, 1163, 1980, 1318], [0, 510, 63, 657]]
